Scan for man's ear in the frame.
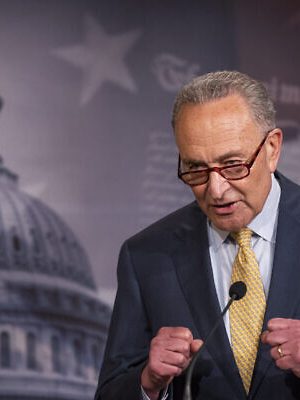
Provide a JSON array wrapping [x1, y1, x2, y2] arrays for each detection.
[[266, 128, 283, 172]]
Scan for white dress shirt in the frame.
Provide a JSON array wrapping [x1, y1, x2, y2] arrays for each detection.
[[208, 174, 281, 340]]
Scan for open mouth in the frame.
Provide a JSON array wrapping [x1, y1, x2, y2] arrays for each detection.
[[213, 201, 237, 214], [214, 201, 235, 208]]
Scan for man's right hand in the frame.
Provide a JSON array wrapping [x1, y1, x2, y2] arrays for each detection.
[[141, 327, 203, 400]]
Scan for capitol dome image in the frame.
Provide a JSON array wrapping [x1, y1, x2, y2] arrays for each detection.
[[0, 160, 111, 399]]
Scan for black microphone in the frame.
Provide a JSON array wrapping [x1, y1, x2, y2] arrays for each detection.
[[183, 281, 247, 400]]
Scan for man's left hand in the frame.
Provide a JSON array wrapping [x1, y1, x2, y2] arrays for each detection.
[[261, 318, 300, 377]]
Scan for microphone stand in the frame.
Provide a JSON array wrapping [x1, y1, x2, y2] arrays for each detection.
[[183, 281, 246, 400]]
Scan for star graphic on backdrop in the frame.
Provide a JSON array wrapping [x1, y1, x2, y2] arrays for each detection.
[[52, 15, 141, 105]]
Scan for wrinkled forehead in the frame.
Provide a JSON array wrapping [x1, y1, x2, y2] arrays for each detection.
[[174, 96, 264, 162]]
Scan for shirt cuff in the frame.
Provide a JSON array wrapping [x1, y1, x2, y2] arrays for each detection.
[[141, 385, 169, 400]]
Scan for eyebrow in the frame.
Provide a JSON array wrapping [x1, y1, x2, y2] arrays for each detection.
[[182, 149, 247, 166], [216, 150, 247, 163]]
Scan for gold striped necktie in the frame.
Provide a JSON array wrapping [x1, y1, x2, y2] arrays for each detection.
[[229, 228, 266, 393]]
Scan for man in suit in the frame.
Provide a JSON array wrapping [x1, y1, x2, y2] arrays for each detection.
[[95, 71, 300, 399]]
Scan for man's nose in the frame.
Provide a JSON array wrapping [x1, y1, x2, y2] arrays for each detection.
[[206, 171, 230, 199]]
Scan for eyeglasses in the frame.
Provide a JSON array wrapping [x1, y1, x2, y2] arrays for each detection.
[[178, 133, 269, 186]]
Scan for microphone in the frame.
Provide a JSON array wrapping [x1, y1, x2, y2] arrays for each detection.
[[229, 281, 247, 301], [183, 281, 247, 400]]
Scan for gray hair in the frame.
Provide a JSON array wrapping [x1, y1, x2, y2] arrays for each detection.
[[171, 71, 276, 133]]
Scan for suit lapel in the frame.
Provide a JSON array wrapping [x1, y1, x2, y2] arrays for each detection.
[[171, 203, 246, 399], [251, 182, 300, 396]]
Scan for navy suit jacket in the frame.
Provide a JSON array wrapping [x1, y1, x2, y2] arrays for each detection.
[[95, 172, 300, 400]]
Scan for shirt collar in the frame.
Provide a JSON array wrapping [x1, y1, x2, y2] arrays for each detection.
[[208, 173, 281, 250]]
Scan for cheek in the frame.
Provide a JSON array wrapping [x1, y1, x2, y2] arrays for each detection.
[[191, 186, 206, 204], [237, 172, 271, 211]]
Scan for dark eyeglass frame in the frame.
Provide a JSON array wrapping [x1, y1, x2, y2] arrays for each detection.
[[178, 132, 270, 186]]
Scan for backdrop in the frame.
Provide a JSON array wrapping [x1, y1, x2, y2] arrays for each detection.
[[0, 0, 299, 397]]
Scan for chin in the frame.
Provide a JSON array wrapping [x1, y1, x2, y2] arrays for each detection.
[[212, 218, 247, 232]]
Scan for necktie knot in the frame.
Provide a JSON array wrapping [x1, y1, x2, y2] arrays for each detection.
[[231, 227, 252, 248]]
